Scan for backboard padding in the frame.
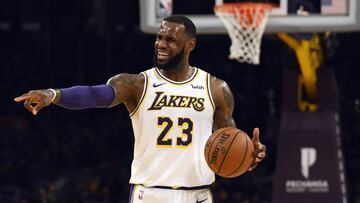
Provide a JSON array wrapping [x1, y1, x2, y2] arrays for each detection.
[[140, 0, 360, 34]]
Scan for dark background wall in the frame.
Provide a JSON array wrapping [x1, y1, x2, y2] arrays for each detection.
[[0, 0, 359, 202]]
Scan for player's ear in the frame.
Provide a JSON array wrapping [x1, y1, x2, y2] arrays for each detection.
[[186, 38, 196, 53]]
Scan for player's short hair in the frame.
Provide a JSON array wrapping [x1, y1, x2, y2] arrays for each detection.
[[163, 15, 197, 38]]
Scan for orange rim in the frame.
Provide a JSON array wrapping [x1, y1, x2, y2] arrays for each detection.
[[214, 2, 273, 13], [214, 3, 273, 28]]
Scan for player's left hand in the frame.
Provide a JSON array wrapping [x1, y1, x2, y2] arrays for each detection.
[[248, 127, 266, 171]]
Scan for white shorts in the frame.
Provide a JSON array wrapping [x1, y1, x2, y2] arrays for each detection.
[[129, 185, 214, 203]]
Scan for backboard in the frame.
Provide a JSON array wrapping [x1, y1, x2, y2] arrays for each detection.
[[140, 0, 360, 34]]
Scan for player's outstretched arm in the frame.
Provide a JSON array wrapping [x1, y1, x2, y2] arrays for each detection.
[[14, 85, 115, 115], [14, 73, 144, 115]]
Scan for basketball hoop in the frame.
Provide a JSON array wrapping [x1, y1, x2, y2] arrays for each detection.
[[214, 3, 273, 65]]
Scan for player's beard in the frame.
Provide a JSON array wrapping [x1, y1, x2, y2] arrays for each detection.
[[153, 48, 185, 70]]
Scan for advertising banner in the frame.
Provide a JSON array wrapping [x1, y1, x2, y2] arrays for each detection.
[[272, 68, 347, 203]]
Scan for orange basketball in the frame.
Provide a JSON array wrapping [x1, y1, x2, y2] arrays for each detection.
[[204, 127, 254, 178]]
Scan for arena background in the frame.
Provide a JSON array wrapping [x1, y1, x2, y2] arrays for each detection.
[[0, 0, 359, 202]]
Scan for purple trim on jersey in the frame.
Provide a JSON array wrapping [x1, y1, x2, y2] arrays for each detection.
[[211, 190, 215, 203], [128, 184, 134, 203], [57, 85, 114, 109]]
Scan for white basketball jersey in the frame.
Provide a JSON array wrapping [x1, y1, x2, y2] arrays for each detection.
[[129, 67, 215, 187]]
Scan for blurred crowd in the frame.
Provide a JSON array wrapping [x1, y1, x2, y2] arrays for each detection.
[[0, 0, 360, 202]]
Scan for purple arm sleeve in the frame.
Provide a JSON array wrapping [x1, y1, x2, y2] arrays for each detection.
[[57, 85, 115, 109]]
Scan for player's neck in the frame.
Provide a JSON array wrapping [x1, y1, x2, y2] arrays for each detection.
[[159, 63, 194, 82]]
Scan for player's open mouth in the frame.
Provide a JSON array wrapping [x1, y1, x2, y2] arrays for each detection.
[[157, 51, 169, 60]]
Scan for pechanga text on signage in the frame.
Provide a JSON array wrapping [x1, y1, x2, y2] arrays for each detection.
[[286, 180, 329, 193]]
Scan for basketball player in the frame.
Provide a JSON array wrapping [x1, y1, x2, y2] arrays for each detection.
[[14, 16, 266, 203]]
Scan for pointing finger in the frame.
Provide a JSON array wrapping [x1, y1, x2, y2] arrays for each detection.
[[14, 94, 32, 102]]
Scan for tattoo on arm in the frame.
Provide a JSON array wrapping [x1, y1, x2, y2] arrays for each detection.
[[107, 73, 141, 107], [109, 74, 137, 88], [121, 75, 137, 86], [212, 79, 236, 131], [222, 84, 234, 112], [213, 112, 236, 131]]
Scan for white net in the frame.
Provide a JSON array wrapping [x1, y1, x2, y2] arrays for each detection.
[[214, 3, 272, 65]]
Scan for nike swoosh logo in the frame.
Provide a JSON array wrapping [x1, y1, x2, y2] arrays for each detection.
[[196, 198, 208, 203], [153, 83, 166, 88]]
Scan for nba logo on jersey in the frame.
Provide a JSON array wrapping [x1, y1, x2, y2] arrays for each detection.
[[157, 0, 172, 17], [138, 190, 144, 200]]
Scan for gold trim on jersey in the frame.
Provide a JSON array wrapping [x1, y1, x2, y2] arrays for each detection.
[[154, 67, 199, 85], [208, 190, 214, 203], [130, 72, 149, 117], [131, 185, 139, 203], [206, 73, 215, 111]]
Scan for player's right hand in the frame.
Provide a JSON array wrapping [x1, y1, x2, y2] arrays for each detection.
[[14, 89, 54, 115]]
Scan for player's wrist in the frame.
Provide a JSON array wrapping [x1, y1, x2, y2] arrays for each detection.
[[47, 88, 61, 104]]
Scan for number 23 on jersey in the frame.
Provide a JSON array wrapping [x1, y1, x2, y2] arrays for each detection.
[[156, 116, 193, 148]]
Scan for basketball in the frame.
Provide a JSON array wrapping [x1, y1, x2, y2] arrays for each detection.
[[204, 127, 254, 178]]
